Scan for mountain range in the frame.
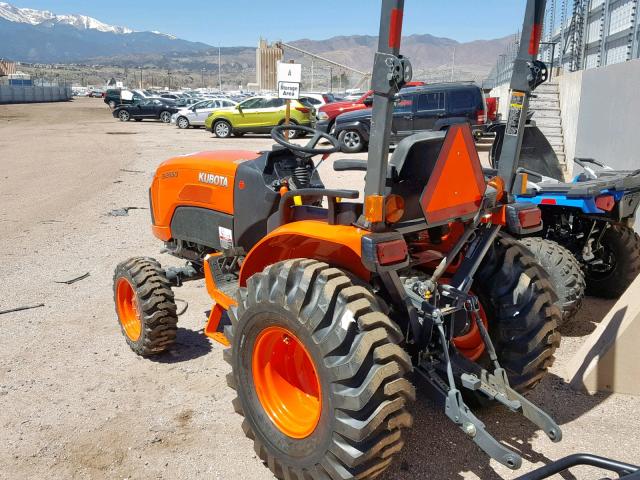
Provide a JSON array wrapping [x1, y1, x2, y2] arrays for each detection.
[[0, 2, 509, 80]]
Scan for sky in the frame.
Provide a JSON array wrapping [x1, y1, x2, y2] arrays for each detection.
[[8, 1, 527, 46]]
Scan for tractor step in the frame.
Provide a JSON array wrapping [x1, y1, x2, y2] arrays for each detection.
[[207, 255, 240, 299]]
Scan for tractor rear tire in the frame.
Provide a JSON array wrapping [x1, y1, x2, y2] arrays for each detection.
[[225, 259, 414, 480], [520, 237, 586, 325], [113, 257, 178, 356], [585, 225, 640, 298], [474, 235, 562, 392]]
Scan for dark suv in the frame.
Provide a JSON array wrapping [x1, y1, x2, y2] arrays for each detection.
[[333, 83, 487, 153]]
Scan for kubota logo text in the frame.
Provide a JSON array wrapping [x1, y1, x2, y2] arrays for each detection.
[[198, 172, 229, 187]]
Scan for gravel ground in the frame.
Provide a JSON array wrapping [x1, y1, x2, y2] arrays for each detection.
[[1, 98, 638, 480]]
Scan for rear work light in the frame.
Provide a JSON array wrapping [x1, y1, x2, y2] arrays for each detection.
[[518, 208, 542, 228], [376, 240, 408, 266], [499, 203, 543, 234], [595, 194, 615, 211], [361, 233, 409, 271]]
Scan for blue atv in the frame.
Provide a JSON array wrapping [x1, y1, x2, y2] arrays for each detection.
[[491, 126, 640, 303], [515, 158, 640, 298]]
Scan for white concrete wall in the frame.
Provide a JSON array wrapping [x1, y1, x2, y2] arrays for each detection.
[[573, 59, 640, 172], [557, 70, 583, 177]]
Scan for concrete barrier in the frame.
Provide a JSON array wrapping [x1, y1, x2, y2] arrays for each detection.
[[565, 274, 640, 395], [0, 85, 72, 104]]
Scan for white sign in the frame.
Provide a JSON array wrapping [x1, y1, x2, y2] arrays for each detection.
[[277, 62, 302, 84], [278, 81, 300, 100]]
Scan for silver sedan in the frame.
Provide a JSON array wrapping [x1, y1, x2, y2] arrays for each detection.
[[170, 98, 238, 129]]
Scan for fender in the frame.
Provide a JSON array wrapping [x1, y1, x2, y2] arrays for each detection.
[[239, 220, 370, 285]]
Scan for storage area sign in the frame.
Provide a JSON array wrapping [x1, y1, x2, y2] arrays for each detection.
[[277, 62, 301, 100], [278, 81, 300, 99]]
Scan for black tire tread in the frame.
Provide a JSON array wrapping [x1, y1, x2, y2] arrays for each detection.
[[585, 225, 640, 298], [520, 237, 586, 325], [113, 257, 178, 356], [225, 259, 413, 480], [475, 235, 561, 391]]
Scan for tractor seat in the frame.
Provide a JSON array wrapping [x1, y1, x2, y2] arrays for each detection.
[[387, 132, 446, 223]]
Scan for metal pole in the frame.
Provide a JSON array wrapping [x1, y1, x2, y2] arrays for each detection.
[[450, 47, 456, 81], [362, 0, 406, 210], [496, 0, 548, 191], [218, 46, 222, 92]]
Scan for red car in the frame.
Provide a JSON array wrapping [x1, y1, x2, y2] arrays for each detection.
[[313, 81, 425, 134]]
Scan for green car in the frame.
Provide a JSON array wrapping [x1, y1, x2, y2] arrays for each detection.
[[204, 96, 311, 138]]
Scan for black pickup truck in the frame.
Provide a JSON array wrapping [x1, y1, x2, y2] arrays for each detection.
[[333, 82, 487, 153]]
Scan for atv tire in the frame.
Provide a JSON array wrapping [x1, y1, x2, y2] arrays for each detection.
[[113, 257, 178, 356], [585, 225, 640, 298], [225, 259, 414, 480], [474, 235, 562, 391], [520, 237, 586, 325]]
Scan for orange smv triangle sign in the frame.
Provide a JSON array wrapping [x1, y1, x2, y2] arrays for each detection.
[[420, 124, 486, 226]]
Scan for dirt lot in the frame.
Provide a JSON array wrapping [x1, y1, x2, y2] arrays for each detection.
[[1, 98, 638, 480]]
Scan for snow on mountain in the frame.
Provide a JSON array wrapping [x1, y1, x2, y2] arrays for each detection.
[[0, 2, 133, 34]]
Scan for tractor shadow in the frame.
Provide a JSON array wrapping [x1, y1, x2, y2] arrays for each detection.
[[381, 373, 610, 480], [149, 327, 212, 363]]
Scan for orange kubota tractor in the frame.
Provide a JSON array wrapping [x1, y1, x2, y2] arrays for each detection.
[[114, 1, 566, 478]]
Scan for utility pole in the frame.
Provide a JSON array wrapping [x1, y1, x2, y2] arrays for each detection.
[[218, 46, 222, 92], [139, 67, 143, 89], [202, 67, 205, 88], [450, 47, 456, 81], [329, 67, 333, 92], [311, 60, 314, 91]]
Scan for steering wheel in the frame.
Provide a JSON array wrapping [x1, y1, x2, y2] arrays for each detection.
[[271, 124, 340, 156]]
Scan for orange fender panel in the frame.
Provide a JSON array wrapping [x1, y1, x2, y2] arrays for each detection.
[[239, 221, 370, 285]]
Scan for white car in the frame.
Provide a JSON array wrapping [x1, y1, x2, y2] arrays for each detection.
[[171, 98, 238, 129]]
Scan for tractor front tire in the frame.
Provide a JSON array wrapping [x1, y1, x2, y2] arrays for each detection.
[[520, 237, 586, 325], [113, 257, 178, 356], [475, 235, 562, 392], [585, 225, 640, 298], [225, 259, 414, 480]]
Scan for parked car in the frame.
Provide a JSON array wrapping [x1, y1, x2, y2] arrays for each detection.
[[104, 89, 146, 109], [112, 98, 180, 123], [171, 98, 238, 129], [485, 96, 500, 124], [333, 82, 487, 153], [313, 82, 425, 134], [298, 92, 338, 108], [204, 96, 311, 138]]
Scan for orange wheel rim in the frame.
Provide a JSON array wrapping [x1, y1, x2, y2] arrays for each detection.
[[452, 296, 488, 362], [252, 326, 322, 439], [116, 278, 141, 341]]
